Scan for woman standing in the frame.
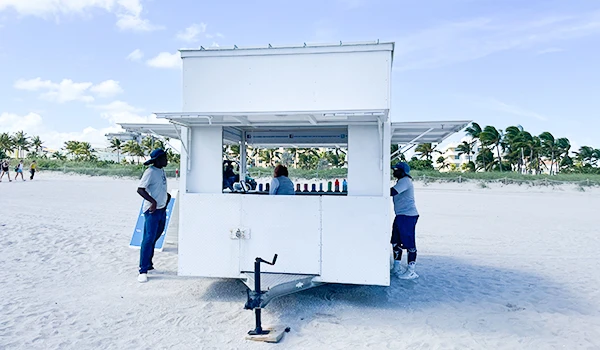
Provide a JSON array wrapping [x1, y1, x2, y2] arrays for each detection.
[[390, 162, 419, 279]]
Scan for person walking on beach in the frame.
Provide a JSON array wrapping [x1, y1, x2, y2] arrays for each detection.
[[14, 160, 25, 181], [29, 161, 37, 180], [390, 162, 420, 280], [136, 149, 170, 283], [0, 160, 11, 182]]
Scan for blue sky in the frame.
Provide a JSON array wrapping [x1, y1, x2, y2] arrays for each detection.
[[1, 0, 599, 150]]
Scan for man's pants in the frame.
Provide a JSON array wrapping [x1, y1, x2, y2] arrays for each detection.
[[139, 208, 166, 273]]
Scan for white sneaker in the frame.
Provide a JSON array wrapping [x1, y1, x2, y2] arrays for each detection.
[[137, 273, 148, 283], [397, 263, 419, 280], [392, 260, 406, 275]]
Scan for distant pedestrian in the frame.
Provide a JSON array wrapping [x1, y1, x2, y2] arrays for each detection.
[[15, 160, 25, 181], [29, 161, 37, 180], [0, 160, 11, 182], [136, 149, 170, 283]]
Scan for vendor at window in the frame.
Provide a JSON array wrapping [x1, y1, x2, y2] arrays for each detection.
[[269, 165, 295, 195]]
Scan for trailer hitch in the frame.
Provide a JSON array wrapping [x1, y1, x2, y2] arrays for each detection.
[[245, 254, 278, 336]]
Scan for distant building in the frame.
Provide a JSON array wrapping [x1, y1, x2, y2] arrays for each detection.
[[436, 139, 480, 171]]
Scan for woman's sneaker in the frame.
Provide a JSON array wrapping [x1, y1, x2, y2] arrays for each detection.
[[392, 260, 406, 276], [397, 262, 419, 280]]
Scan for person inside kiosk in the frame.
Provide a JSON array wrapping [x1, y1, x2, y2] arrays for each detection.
[[223, 160, 237, 191], [269, 165, 295, 195]]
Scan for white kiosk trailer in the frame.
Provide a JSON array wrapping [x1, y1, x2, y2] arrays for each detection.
[[120, 42, 469, 342]]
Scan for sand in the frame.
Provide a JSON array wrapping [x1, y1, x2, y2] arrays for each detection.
[[1, 173, 599, 349]]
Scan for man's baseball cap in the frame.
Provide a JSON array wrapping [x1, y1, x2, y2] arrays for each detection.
[[392, 162, 410, 175], [144, 148, 166, 166]]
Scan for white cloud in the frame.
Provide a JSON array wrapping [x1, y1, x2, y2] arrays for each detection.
[[91, 100, 143, 113], [176, 23, 207, 43], [90, 80, 124, 98], [393, 12, 600, 71], [126, 49, 144, 61], [15, 78, 95, 103], [0, 0, 162, 32], [211, 42, 220, 48], [146, 52, 181, 69], [15, 78, 126, 103]]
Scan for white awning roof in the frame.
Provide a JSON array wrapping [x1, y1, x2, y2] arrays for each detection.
[[155, 110, 388, 127], [118, 123, 182, 140], [391, 121, 471, 145]]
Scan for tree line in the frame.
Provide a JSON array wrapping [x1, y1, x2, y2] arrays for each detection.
[[411, 123, 600, 174], [0, 131, 180, 165], [224, 145, 347, 170]]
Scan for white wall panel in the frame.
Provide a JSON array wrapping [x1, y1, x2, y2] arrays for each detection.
[[178, 194, 241, 277], [239, 195, 321, 274], [348, 125, 383, 196], [182, 51, 391, 112], [187, 127, 222, 193], [319, 196, 390, 286]]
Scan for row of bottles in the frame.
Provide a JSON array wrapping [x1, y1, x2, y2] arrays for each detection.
[[257, 179, 347, 193]]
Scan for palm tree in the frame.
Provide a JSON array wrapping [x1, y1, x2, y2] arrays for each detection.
[[77, 142, 95, 161], [123, 140, 144, 164], [414, 143, 437, 161], [436, 156, 450, 171], [479, 126, 504, 172], [31, 136, 43, 153], [325, 148, 346, 167], [575, 146, 595, 166], [0, 132, 15, 156], [539, 132, 559, 175], [455, 141, 474, 163], [51, 151, 67, 161], [259, 149, 281, 167], [141, 136, 156, 156], [63, 141, 81, 160], [475, 148, 495, 171], [13, 130, 30, 158], [504, 126, 527, 173], [555, 137, 571, 174], [109, 138, 123, 163], [297, 149, 319, 169]]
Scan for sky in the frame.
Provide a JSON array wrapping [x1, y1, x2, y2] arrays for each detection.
[[0, 0, 599, 151]]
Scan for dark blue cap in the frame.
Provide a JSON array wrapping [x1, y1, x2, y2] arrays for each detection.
[[144, 148, 166, 165], [392, 162, 410, 175]]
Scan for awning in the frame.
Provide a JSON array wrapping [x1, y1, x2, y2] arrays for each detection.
[[391, 121, 471, 145], [155, 110, 388, 127], [118, 123, 182, 140]]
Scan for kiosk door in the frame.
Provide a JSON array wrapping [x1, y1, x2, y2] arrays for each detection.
[[239, 195, 321, 275]]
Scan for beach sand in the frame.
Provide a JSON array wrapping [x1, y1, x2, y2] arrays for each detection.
[[1, 173, 599, 349]]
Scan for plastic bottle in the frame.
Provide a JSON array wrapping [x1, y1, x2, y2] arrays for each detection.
[[258, 183, 263, 192], [311, 184, 317, 192], [296, 183, 301, 192], [303, 184, 309, 192], [319, 183, 324, 192], [265, 183, 270, 192], [334, 179, 340, 192], [327, 181, 332, 192], [342, 179, 347, 192]]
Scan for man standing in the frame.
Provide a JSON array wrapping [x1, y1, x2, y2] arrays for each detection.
[[390, 162, 419, 280], [136, 149, 171, 283]]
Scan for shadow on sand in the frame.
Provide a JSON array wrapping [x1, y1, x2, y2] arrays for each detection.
[[198, 255, 595, 335]]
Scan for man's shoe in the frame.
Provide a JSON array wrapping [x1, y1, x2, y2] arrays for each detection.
[[137, 273, 148, 283], [397, 262, 419, 280]]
